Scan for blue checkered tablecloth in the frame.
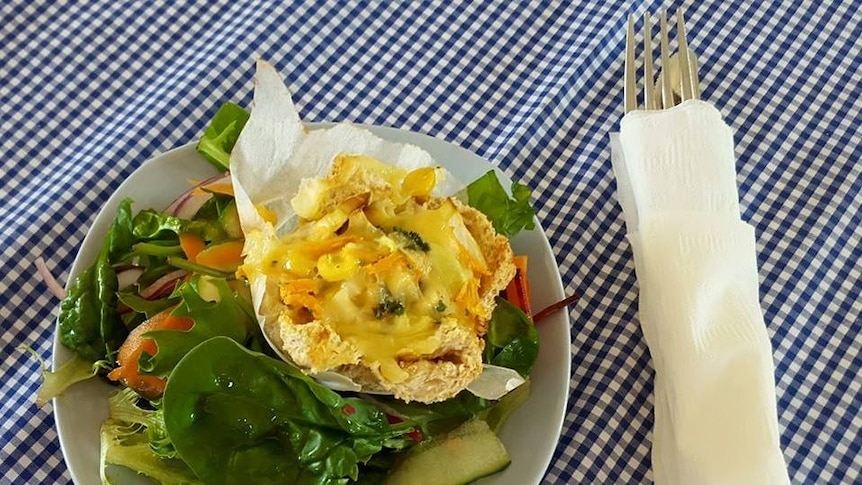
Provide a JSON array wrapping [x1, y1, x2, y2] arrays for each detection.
[[1, 1, 859, 484]]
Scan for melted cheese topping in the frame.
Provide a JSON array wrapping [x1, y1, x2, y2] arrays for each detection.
[[244, 155, 488, 383]]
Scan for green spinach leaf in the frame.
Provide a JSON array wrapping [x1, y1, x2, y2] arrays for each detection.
[[58, 201, 134, 362], [163, 337, 415, 485], [484, 297, 540, 377], [373, 390, 493, 438]]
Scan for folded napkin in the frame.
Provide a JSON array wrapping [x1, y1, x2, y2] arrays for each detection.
[[610, 100, 790, 485]]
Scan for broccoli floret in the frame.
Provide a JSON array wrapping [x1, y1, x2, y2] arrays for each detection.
[[375, 291, 406, 319]]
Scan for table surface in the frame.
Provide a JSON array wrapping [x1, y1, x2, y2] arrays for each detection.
[[1, 1, 859, 484]]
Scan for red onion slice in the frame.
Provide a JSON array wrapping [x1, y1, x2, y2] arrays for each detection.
[[34, 257, 67, 300], [164, 172, 231, 219], [169, 192, 213, 220], [139, 269, 188, 299], [116, 267, 144, 289]]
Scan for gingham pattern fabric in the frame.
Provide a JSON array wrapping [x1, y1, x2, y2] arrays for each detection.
[[1, 1, 859, 484]]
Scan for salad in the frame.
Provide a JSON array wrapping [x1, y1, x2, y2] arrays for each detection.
[[35, 61, 574, 485]]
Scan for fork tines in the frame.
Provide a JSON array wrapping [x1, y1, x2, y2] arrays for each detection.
[[625, 8, 700, 113]]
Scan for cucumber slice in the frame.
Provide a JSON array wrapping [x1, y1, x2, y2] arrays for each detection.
[[384, 419, 510, 485], [219, 200, 243, 239]]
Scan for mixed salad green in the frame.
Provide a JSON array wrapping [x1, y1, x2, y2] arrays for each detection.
[[39, 102, 541, 485]]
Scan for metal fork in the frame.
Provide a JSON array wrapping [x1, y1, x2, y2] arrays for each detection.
[[625, 9, 700, 112]]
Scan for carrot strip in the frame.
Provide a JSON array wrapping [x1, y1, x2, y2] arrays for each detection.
[[179, 232, 206, 262], [505, 256, 532, 317], [202, 182, 235, 196], [196, 240, 245, 272], [107, 310, 193, 399]]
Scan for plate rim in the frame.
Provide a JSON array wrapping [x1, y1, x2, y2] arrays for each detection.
[[52, 125, 571, 485]]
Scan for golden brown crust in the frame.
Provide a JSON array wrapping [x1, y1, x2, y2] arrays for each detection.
[[277, 316, 361, 372], [335, 320, 485, 403]]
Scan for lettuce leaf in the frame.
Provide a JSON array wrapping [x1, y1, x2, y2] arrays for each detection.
[[108, 387, 177, 459], [101, 388, 199, 484], [138, 276, 254, 378], [196, 102, 250, 171], [117, 291, 178, 319], [163, 337, 416, 485], [466, 170, 535, 237], [101, 420, 201, 485], [18, 347, 103, 406], [130, 210, 225, 246]]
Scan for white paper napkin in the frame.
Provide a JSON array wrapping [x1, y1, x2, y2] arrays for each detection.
[[610, 100, 790, 485]]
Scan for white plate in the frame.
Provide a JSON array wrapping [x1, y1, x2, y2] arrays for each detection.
[[53, 125, 571, 485]]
